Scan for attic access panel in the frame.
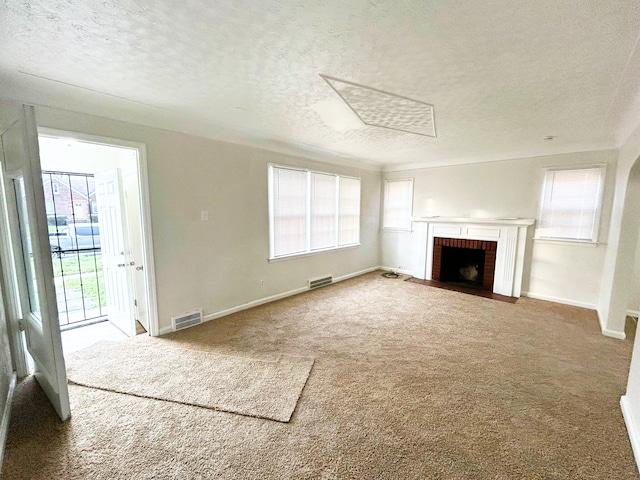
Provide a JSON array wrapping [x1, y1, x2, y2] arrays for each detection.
[[321, 75, 436, 137]]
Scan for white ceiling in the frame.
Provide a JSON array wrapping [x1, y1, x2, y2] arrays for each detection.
[[1, 0, 639, 171]]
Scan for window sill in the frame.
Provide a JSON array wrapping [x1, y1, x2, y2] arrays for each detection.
[[533, 238, 601, 247], [269, 243, 361, 262]]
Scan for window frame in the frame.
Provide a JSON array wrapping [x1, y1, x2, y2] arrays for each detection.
[[268, 163, 361, 260], [535, 164, 606, 244], [382, 178, 414, 232]]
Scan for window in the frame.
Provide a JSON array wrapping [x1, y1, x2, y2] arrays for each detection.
[[383, 179, 413, 230], [536, 166, 605, 243], [269, 165, 361, 259]]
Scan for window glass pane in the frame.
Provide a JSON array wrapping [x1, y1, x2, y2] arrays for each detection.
[[272, 167, 307, 257], [383, 179, 413, 230], [338, 177, 360, 245], [310, 173, 337, 250], [14, 177, 41, 319], [538, 167, 603, 241]]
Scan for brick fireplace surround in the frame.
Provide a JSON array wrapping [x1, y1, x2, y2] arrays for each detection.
[[432, 237, 498, 291]]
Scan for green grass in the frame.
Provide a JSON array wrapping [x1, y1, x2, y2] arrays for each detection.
[[52, 254, 102, 276], [53, 253, 106, 313], [55, 274, 106, 311]]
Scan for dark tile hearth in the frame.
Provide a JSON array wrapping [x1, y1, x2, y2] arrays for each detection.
[[406, 277, 518, 303]]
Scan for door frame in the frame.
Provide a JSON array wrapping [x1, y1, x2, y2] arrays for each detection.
[[38, 128, 159, 337]]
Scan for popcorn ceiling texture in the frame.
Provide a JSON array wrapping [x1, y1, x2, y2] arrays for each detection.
[[0, 1, 639, 167]]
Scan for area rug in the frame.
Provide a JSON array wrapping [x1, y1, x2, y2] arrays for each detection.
[[65, 340, 314, 422]]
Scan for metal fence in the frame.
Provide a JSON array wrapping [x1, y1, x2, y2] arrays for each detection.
[[43, 171, 106, 329]]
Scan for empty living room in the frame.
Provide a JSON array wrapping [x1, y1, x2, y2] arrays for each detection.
[[1, 1, 640, 478]]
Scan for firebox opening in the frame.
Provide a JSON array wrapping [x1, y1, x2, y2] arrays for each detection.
[[440, 246, 486, 288]]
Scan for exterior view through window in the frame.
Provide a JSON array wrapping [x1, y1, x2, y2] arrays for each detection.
[[43, 171, 105, 328]]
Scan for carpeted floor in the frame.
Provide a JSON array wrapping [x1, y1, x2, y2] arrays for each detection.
[[66, 341, 314, 422], [3, 271, 638, 479]]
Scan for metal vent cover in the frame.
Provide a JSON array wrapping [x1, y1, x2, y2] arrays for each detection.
[[309, 275, 333, 290], [321, 75, 436, 137], [171, 309, 203, 331]]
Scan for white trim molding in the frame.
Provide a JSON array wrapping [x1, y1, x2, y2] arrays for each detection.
[[521, 291, 597, 310], [0, 372, 17, 475], [159, 266, 381, 336], [621, 395, 640, 475]]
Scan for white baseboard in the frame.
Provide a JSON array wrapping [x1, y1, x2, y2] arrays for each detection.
[[521, 291, 597, 310], [621, 395, 640, 475], [379, 265, 414, 276], [0, 372, 17, 476], [523, 291, 625, 339], [159, 266, 382, 336], [596, 309, 627, 339]]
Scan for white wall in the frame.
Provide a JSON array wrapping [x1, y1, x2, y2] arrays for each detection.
[[599, 121, 640, 336], [32, 105, 381, 334], [382, 149, 618, 308]]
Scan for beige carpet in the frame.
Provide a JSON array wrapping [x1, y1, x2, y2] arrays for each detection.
[[66, 341, 314, 422], [3, 271, 638, 479]]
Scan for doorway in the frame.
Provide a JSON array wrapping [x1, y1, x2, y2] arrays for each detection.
[[37, 131, 158, 351]]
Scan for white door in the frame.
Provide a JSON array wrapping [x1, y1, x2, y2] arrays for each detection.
[[95, 168, 136, 337], [0, 105, 70, 420]]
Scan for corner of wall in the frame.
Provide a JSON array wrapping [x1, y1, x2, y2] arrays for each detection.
[[621, 395, 640, 475]]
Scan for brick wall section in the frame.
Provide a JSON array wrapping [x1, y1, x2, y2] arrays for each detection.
[[432, 237, 498, 291]]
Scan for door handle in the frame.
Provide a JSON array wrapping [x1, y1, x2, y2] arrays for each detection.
[[136, 266, 144, 271], [117, 263, 126, 267]]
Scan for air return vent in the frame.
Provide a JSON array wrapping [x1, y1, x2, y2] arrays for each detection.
[[309, 275, 333, 290], [172, 309, 203, 332]]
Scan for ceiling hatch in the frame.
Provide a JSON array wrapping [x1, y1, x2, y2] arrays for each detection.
[[320, 75, 436, 137]]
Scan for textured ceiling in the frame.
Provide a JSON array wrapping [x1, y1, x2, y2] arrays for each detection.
[[0, 0, 639, 170]]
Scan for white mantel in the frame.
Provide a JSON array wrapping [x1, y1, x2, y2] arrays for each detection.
[[412, 217, 535, 297]]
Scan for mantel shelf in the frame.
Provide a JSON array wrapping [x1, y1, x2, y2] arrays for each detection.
[[411, 217, 535, 227]]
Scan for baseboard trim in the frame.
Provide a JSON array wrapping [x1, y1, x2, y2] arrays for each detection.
[[522, 292, 626, 339], [521, 291, 597, 310], [159, 266, 381, 336], [334, 266, 381, 283], [621, 396, 640, 475], [0, 372, 17, 476], [596, 309, 627, 340], [379, 266, 414, 276]]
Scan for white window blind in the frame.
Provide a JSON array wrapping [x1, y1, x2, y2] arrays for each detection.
[[537, 166, 605, 242], [383, 179, 413, 230], [269, 165, 361, 259], [271, 167, 307, 257], [338, 177, 361, 246], [310, 172, 337, 250]]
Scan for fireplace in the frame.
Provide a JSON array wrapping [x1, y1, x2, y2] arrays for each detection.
[[411, 217, 535, 298], [432, 237, 497, 291]]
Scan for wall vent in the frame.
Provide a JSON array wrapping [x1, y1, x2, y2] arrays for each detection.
[[171, 309, 203, 332], [309, 275, 333, 290]]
